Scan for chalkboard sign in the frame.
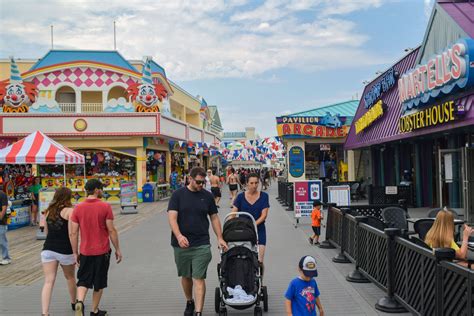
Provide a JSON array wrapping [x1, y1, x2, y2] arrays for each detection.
[[289, 146, 304, 178], [120, 181, 138, 212]]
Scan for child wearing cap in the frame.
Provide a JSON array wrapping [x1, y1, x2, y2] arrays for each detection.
[[285, 255, 324, 316], [309, 201, 323, 245]]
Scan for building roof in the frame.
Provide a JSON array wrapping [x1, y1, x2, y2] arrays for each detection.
[[288, 100, 359, 118], [30, 50, 139, 72], [208, 105, 223, 131], [150, 60, 166, 77], [438, 1, 474, 38], [344, 48, 420, 150]]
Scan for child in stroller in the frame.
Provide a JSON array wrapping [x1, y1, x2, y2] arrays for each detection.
[[215, 212, 269, 316]]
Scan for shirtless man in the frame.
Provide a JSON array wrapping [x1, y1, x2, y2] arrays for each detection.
[[226, 168, 240, 207], [208, 169, 222, 208]]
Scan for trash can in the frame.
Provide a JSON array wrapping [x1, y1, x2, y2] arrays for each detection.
[[142, 183, 154, 202]]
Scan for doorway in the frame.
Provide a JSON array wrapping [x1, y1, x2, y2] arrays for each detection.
[[438, 149, 463, 212]]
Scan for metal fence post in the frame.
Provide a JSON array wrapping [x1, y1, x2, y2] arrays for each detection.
[[319, 203, 336, 249], [433, 248, 455, 316], [346, 216, 370, 283], [286, 183, 294, 212], [375, 228, 407, 313], [332, 208, 351, 263]]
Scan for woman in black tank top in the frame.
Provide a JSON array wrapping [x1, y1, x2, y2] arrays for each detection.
[[41, 187, 77, 316]]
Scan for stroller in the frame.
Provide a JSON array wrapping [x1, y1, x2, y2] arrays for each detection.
[[215, 212, 268, 316]]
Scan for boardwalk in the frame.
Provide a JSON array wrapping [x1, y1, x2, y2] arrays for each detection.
[[0, 185, 409, 315]]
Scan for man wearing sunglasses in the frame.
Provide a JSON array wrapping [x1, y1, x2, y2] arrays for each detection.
[[168, 167, 228, 316]]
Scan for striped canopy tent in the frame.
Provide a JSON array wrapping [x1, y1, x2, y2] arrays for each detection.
[[0, 131, 84, 164]]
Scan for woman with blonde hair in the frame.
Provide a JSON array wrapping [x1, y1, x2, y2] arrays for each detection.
[[425, 208, 473, 260], [40, 187, 77, 316]]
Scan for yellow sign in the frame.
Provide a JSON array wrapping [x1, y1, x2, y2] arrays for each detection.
[[355, 100, 384, 134], [399, 100, 455, 133], [73, 119, 88, 132]]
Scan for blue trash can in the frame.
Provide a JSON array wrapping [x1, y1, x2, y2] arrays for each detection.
[[142, 183, 154, 202]]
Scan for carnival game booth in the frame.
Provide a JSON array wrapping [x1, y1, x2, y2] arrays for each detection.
[[0, 131, 85, 229]]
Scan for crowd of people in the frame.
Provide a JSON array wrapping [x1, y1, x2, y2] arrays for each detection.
[[7, 163, 474, 316]]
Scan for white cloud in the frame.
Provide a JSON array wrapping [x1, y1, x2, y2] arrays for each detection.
[[2, 0, 389, 81]]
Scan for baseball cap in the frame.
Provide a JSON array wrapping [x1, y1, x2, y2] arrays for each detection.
[[85, 178, 103, 192], [313, 200, 324, 207], [299, 255, 318, 278]]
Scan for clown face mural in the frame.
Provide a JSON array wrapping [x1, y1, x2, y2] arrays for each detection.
[[0, 58, 38, 113], [127, 57, 168, 113]]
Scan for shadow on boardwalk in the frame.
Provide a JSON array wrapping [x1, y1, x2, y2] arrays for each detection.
[[0, 186, 411, 315]]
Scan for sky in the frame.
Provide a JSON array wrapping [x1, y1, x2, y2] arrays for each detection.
[[0, 0, 435, 137]]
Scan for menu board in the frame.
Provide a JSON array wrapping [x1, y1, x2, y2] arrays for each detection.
[[327, 185, 351, 207], [120, 181, 138, 208]]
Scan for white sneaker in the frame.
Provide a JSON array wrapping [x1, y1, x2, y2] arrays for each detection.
[[0, 259, 11, 265]]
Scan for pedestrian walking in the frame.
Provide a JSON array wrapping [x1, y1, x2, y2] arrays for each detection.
[[226, 168, 239, 207], [0, 189, 11, 265], [41, 187, 77, 316], [232, 173, 269, 263], [70, 179, 122, 316], [208, 169, 222, 208], [167, 167, 228, 316], [285, 255, 324, 316], [309, 201, 324, 245], [29, 176, 42, 226]]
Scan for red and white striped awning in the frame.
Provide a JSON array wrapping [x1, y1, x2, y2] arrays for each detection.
[[0, 131, 85, 164]]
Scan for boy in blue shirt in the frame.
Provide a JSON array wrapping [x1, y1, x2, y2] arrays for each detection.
[[285, 255, 324, 316]]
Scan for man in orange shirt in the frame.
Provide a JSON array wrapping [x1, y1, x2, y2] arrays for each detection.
[[309, 201, 324, 245]]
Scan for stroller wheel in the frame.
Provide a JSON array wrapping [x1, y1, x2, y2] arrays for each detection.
[[219, 307, 227, 316], [262, 286, 268, 312], [254, 306, 263, 316], [215, 287, 221, 313]]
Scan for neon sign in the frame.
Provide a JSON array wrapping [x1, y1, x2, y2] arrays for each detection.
[[355, 100, 385, 134], [364, 68, 397, 109], [399, 39, 474, 112]]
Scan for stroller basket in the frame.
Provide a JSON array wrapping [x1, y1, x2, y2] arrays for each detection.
[[223, 216, 257, 244]]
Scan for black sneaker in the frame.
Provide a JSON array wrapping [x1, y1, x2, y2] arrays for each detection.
[[193, 312, 202, 316], [75, 301, 84, 316], [308, 237, 313, 245], [184, 300, 195, 316], [90, 309, 107, 316], [72, 303, 76, 311]]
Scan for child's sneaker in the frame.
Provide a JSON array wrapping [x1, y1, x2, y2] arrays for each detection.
[[314, 241, 320, 245], [308, 237, 313, 245]]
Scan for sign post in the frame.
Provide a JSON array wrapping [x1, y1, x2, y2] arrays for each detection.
[[327, 185, 351, 207], [36, 188, 56, 240], [293, 180, 323, 227], [120, 181, 138, 214]]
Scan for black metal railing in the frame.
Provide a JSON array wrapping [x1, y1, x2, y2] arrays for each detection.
[[368, 185, 413, 206], [326, 205, 474, 315]]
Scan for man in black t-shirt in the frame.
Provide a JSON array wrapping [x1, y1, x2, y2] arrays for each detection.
[[168, 167, 227, 316], [0, 190, 11, 265]]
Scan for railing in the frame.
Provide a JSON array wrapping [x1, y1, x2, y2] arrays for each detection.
[[59, 103, 76, 113], [325, 205, 474, 315], [82, 103, 103, 113], [368, 185, 413, 206]]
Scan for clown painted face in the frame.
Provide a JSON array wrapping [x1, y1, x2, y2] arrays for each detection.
[[136, 83, 158, 108], [4, 83, 28, 108]]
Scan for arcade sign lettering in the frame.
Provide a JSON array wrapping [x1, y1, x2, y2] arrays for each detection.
[[276, 115, 349, 138], [364, 68, 398, 109], [399, 100, 455, 133], [399, 39, 474, 112], [355, 100, 385, 134]]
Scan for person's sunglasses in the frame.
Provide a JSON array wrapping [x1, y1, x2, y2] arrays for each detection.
[[194, 180, 205, 185]]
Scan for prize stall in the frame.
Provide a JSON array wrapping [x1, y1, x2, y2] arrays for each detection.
[[0, 131, 85, 229], [40, 149, 135, 204]]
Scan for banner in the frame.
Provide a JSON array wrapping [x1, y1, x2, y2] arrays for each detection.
[[293, 180, 323, 218]]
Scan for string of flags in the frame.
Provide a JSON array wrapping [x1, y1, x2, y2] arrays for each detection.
[[159, 136, 285, 163]]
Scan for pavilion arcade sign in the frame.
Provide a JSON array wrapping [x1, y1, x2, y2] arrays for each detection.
[[399, 38, 474, 113], [276, 114, 349, 138]]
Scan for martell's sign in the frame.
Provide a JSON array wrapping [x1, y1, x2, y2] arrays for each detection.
[[276, 114, 349, 138], [399, 38, 474, 112]]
